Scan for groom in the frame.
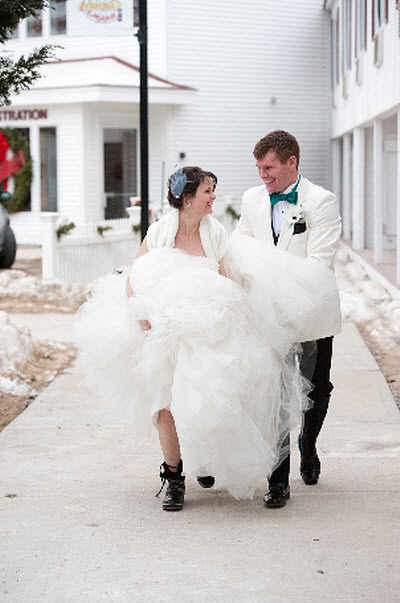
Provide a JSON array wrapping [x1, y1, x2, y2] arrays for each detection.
[[237, 130, 342, 508]]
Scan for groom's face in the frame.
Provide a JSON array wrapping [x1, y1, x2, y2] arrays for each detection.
[[256, 150, 298, 194]]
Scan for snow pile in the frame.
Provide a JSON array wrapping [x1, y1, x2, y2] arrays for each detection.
[[335, 246, 400, 345], [0, 311, 75, 399], [0, 269, 91, 308], [0, 311, 34, 375], [0, 311, 36, 397]]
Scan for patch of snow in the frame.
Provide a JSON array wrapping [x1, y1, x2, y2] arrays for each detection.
[[0, 311, 37, 397], [335, 246, 400, 348], [0, 269, 91, 306], [0, 376, 31, 397], [0, 311, 33, 374]]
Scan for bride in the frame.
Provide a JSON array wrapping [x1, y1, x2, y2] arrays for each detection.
[[76, 166, 338, 511]]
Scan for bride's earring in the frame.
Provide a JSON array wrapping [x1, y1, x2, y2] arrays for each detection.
[[185, 202, 192, 207]]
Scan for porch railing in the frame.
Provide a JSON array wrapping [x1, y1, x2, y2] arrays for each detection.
[[41, 210, 141, 283]]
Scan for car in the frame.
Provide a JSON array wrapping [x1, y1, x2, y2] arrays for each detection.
[[0, 191, 17, 269]]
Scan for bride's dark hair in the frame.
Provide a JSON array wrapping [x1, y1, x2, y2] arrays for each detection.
[[167, 166, 217, 209]]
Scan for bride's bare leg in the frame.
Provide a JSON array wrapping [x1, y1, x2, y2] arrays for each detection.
[[157, 409, 181, 467]]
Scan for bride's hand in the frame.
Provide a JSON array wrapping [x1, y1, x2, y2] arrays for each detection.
[[139, 319, 152, 331]]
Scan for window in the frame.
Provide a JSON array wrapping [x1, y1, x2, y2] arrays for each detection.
[[103, 129, 137, 219], [375, 0, 385, 27], [372, 0, 388, 36], [27, 10, 43, 37], [40, 128, 57, 212], [343, 0, 352, 71], [331, 10, 339, 87], [10, 25, 19, 39], [356, 0, 366, 55], [50, 0, 67, 35]]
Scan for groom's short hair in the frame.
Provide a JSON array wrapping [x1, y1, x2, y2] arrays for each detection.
[[253, 130, 300, 168]]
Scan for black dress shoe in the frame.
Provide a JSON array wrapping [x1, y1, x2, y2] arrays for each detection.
[[300, 453, 321, 485], [196, 475, 215, 489], [263, 483, 290, 508], [298, 436, 321, 485]]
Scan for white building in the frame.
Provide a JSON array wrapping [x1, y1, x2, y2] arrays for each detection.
[[325, 0, 400, 290], [1, 0, 332, 244]]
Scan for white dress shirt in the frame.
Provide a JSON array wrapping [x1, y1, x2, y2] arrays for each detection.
[[271, 179, 298, 237]]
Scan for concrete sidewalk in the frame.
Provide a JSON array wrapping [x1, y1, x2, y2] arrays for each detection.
[[0, 320, 399, 602]]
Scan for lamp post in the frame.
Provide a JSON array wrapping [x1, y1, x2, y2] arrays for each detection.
[[135, 0, 149, 241]]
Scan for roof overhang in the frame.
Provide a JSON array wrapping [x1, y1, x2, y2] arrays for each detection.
[[9, 56, 196, 106]]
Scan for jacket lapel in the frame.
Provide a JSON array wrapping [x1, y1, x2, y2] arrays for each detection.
[[277, 176, 307, 250], [257, 187, 274, 245]]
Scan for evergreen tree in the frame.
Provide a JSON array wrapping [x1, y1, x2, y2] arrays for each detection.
[[0, 0, 63, 106]]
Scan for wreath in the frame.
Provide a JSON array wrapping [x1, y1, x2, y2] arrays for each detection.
[[0, 128, 33, 213]]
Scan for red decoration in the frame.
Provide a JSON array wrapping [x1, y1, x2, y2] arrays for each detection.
[[0, 150, 26, 185], [0, 132, 10, 190]]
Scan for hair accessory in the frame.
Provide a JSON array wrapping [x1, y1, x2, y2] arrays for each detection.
[[169, 168, 193, 199]]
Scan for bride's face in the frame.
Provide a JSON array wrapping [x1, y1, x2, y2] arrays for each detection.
[[187, 178, 216, 216]]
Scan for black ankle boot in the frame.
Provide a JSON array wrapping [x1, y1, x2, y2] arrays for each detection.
[[156, 460, 185, 511]]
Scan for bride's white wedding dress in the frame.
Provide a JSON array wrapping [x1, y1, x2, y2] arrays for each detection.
[[75, 229, 339, 499]]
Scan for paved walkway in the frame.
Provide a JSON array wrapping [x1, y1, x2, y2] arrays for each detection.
[[1, 319, 400, 602]]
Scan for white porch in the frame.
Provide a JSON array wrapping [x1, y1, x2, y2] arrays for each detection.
[[332, 108, 400, 290], [6, 57, 195, 245]]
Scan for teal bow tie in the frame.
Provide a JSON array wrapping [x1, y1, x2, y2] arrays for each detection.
[[269, 175, 301, 207], [269, 189, 298, 206]]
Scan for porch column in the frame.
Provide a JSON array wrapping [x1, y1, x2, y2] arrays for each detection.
[[373, 119, 383, 264], [352, 127, 365, 250], [342, 133, 352, 241], [30, 124, 41, 216], [397, 110, 400, 285], [41, 212, 59, 280], [332, 138, 342, 201]]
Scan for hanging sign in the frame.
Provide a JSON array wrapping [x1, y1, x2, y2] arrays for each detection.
[[67, 0, 134, 36]]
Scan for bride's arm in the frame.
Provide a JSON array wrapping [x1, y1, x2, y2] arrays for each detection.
[[126, 237, 151, 331], [126, 237, 149, 295], [219, 258, 228, 277], [135, 237, 149, 260]]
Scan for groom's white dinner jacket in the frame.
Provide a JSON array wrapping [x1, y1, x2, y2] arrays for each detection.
[[236, 176, 342, 339]]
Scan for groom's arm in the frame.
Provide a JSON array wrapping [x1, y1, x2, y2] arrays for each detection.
[[307, 192, 342, 269]]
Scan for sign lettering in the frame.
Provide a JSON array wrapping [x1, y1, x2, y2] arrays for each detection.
[[0, 109, 48, 122]]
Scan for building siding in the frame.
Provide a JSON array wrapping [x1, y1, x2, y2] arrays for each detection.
[[166, 0, 332, 205]]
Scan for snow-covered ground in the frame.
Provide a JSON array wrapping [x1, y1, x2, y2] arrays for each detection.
[[0, 311, 74, 398], [0, 269, 91, 310], [335, 247, 400, 347]]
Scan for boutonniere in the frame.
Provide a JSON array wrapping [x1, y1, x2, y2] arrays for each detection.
[[289, 204, 306, 228]]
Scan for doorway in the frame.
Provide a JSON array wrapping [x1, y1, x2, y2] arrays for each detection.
[[103, 128, 137, 219]]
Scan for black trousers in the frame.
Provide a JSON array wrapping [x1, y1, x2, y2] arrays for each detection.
[[269, 336, 334, 487]]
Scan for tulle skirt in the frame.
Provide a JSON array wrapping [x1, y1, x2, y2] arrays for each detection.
[[75, 232, 340, 498]]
